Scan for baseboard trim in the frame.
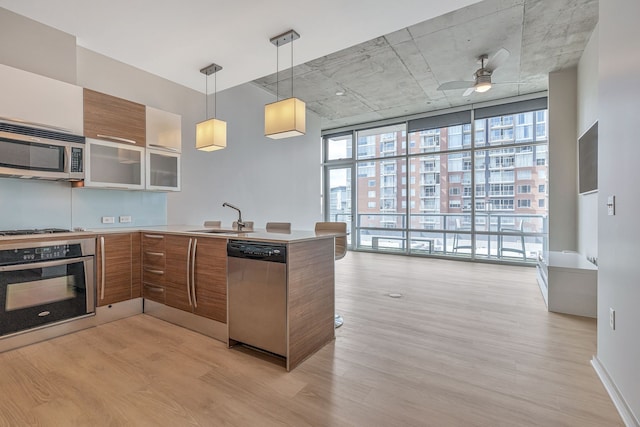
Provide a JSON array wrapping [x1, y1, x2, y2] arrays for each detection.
[[95, 298, 143, 325], [143, 300, 227, 343], [592, 355, 640, 427]]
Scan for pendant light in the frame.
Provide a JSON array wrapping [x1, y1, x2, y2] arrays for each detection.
[[196, 63, 227, 151], [264, 29, 306, 139]]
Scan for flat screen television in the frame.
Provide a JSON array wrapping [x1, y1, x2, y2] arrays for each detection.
[[579, 121, 598, 194]]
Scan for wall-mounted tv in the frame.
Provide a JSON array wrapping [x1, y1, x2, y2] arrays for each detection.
[[579, 121, 598, 194]]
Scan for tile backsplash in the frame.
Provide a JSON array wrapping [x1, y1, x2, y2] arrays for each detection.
[[72, 187, 166, 229], [0, 179, 72, 230], [0, 178, 166, 230]]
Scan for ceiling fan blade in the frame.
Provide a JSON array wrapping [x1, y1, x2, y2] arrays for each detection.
[[462, 86, 476, 97], [485, 47, 510, 71], [437, 80, 474, 91]]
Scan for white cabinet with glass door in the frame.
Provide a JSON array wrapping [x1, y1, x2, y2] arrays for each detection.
[[145, 106, 181, 191], [84, 138, 145, 189], [146, 149, 181, 191]]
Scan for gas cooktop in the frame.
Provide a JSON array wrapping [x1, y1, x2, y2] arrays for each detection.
[[0, 228, 71, 236]]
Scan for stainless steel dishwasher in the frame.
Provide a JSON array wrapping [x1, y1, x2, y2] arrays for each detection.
[[227, 240, 287, 357]]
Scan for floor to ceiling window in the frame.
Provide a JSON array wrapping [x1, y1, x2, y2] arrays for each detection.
[[322, 97, 548, 264]]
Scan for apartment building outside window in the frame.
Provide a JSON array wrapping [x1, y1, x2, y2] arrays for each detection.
[[323, 97, 548, 264]]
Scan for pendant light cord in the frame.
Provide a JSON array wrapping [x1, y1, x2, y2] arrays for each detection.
[[214, 71, 217, 118], [204, 70, 219, 119], [276, 40, 280, 101], [205, 74, 209, 120], [291, 37, 294, 98]]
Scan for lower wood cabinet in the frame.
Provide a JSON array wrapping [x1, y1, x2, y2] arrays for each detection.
[[164, 235, 191, 312], [96, 233, 141, 306], [142, 233, 227, 323], [192, 237, 227, 323], [142, 233, 165, 303]]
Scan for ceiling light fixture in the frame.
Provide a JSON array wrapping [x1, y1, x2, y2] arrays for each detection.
[[474, 75, 492, 93], [196, 63, 226, 151], [264, 29, 306, 139], [474, 55, 492, 93]]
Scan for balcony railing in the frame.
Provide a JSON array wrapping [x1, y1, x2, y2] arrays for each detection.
[[351, 212, 547, 263]]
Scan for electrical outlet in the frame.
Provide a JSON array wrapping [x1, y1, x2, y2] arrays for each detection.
[[101, 216, 115, 224], [609, 308, 615, 330], [119, 215, 132, 223]]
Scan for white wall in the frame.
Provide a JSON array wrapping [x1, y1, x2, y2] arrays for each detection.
[[596, 0, 640, 423], [167, 83, 323, 230], [548, 68, 578, 252], [0, 8, 76, 84], [577, 24, 599, 261]]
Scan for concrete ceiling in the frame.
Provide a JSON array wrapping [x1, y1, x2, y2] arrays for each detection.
[[253, 0, 599, 130]]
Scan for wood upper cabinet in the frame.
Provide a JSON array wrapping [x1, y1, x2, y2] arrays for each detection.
[[192, 238, 227, 323], [83, 88, 146, 146], [96, 233, 141, 307]]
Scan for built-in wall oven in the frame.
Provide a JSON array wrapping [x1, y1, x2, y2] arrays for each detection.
[[0, 237, 95, 337]]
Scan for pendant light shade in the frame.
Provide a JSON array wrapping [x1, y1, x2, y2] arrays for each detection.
[[197, 63, 226, 151], [265, 30, 306, 139], [196, 118, 227, 151], [264, 97, 305, 139]]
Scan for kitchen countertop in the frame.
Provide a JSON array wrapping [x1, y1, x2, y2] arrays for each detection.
[[0, 226, 340, 244]]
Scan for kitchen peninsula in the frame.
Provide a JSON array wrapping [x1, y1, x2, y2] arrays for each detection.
[[0, 227, 337, 371]]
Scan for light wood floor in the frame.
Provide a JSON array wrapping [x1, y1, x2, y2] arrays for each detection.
[[0, 252, 622, 426]]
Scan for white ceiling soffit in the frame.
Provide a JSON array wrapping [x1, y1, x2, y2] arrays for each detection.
[[0, 0, 481, 92]]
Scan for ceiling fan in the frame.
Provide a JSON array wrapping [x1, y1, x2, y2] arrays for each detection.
[[437, 48, 510, 97]]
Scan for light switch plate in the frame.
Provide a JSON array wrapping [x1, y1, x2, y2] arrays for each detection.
[[119, 215, 132, 223], [609, 308, 615, 330], [607, 195, 615, 216]]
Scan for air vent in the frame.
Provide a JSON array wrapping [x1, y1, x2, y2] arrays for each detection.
[[0, 122, 85, 144]]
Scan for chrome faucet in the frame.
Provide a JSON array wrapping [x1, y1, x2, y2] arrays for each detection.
[[222, 202, 245, 230]]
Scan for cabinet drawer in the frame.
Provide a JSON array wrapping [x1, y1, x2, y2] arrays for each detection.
[[143, 249, 165, 268], [142, 233, 165, 251], [143, 266, 165, 285], [143, 283, 165, 304]]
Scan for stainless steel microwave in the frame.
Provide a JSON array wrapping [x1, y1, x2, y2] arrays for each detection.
[[0, 120, 85, 181]]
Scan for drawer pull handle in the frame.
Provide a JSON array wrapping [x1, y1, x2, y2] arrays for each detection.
[[145, 285, 164, 293], [144, 234, 164, 239], [145, 251, 164, 257], [144, 268, 164, 275]]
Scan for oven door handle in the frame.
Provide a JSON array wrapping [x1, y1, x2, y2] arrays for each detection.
[[0, 256, 94, 272]]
